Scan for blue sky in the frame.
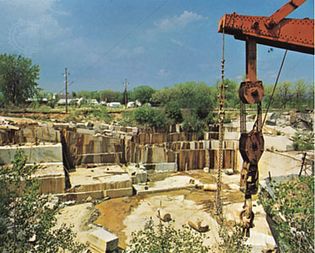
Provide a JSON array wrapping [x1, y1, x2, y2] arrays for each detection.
[[0, 0, 313, 92]]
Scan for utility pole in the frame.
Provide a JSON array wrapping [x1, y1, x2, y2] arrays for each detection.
[[64, 68, 69, 113], [124, 78, 128, 108]]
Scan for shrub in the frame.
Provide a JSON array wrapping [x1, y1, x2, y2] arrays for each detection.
[[126, 218, 211, 253], [126, 218, 251, 253], [292, 131, 314, 151], [165, 102, 183, 124], [134, 106, 166, 130], [218, 223, 251, 253], [0, 150, 86, 252], [259, 176, 314, 253], [182, 113, 205, 138]]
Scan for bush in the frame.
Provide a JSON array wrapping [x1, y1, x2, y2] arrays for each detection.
[[165, 101, 183, 124], [292, 131, 314, 151], [152, 82, 214, 118], [131, 85, 155, 105], [218, 223, 251, 253], [134, 106, 166, 130], [182, 113, 205, 138], [126, 218, 251, 253], [259, 176, 314, 253], [126, 218, 211, 253], [88, 106, 112, 122], [0, 150, 86, 252]]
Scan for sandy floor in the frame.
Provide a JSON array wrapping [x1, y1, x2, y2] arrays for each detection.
[[95, 171, 244, 249], [55, 202, 96, 243]]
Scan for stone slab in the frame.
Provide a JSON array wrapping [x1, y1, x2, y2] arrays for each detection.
[[143, 162, 177, 173], [0, 144, 63, 165], [87, 227, 119, 253], [134, 175, 201, 195], [56, 190, 104, 202], [104, 187, 133, 198]]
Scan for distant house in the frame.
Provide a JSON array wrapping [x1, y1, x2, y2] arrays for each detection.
[[127, 101, 135, 108], [57, 98, 77, 105], [25, 98, 48, 105], [87, 99, 99, 105], [107, 102, 122, 108]]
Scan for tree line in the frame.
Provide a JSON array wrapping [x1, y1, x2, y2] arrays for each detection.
[[0, 54, 313, 112]]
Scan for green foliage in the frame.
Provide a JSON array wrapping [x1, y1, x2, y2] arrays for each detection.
[[0, 150, 86, 252], [259, 176, 314, 253], [76, 89, 123, 103], [99, 89, 123, 103], [264, 80, 314, 111], [119, 111, 136, 127], [126, 218, 252, 253], [292, 131, 314, 151], [88, 106, 112, 122], [216, 79, 239, 108], [165, 101, 183, 124], [182, 112, 205, 138], [152, 81, 214, 118], [131, 85, 155, 104], [126, 218, 211, 253], [134, 106, 166, 130], [218, 223, 251, 253], [0, 54, 40, 106]]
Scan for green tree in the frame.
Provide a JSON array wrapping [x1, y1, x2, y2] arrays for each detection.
[[132, 85, 155, 104], [294, 80, 307, 111], [0, 150, 85, 253], [134, 106, 166, 130], [182, 112, 205, 138], [306, 83, 314, 110], [278, 81, 292, 109], [0, 54, 39, 106], [152, 81, 214, 119], [98, 89, 122, 102], [217, 79, 239, 108], [165, 101, 183, 124]]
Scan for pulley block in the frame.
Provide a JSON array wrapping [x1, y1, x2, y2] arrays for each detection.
[[240, 162, 259, 195], [239, 80, 264, 104], [239, 130, 264, 164]]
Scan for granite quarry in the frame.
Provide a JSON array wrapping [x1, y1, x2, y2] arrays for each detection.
[[0, 112, 313, 253]]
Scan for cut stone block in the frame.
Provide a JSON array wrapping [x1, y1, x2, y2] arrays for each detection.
[[56, 190, 104, 202], [87, 227, 119, 253], [104, 187, 133, 198], [143, 162, 177, 173], [0, 144, 63, 165]]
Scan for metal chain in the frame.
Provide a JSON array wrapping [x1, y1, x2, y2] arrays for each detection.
[[215, 24, 225, 217]]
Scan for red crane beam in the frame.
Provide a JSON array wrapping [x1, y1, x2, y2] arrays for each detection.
[[218, 14, 314, 54]]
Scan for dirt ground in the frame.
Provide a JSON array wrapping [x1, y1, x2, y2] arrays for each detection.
[[95, 171, 244, 249]]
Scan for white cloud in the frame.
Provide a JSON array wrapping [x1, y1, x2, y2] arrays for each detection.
[[170, 39, 183, 47], [0, 0, 67, 55], [155, 11, 206, 31], [158, 68, 169, 77], [112, 46, 146, 59]]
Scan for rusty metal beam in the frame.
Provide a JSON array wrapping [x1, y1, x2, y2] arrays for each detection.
[[267, 0, 306, 28], [218, 14, 314, 54]]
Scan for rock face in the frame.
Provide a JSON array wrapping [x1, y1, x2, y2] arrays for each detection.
[[0, 120, 240, 172]]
